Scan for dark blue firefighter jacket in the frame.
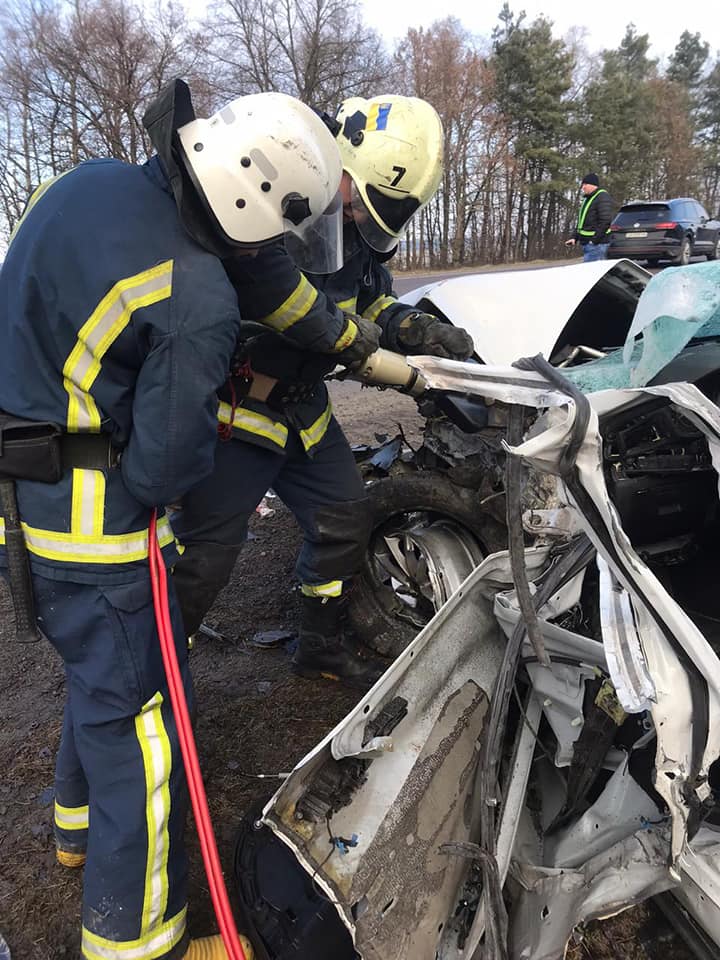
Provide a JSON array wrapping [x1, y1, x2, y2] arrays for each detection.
[[0, 157, 241, 583]]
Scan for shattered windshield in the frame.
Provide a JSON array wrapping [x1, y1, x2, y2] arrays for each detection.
[[563, 261, 720, 392]]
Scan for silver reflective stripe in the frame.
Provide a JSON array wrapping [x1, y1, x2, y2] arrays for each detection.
[[363, 295, 395, 323], [81, 907, 186, 960], [300, 401, 332, 451], [135, 692, 171, 935], [75, 270, 173, 383], [55, 800, 89, 831], [64, 380, 97, 432], [260, 273, 318, 332], [218, 401, 288, 447], [64, 261, 173, 432], [336, 296, 358, 313], [301, 581, 343, 598], [72, 469, 105, 537], [0, 515, 175, 565]]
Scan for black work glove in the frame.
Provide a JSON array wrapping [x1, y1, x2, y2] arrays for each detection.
[[333, 314, 382, 368], [397, 312, 474, 360]]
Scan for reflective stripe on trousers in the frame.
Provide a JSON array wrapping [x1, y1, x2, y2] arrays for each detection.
[[30, 575, 192, 960], [217, 399, 333, 453]]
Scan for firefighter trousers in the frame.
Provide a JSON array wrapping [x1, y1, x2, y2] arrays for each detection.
[[36, 574, 192, 960], [171, 414, 371, 637]]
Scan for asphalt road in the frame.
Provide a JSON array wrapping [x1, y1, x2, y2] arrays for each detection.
[[392, 259, 577, 296]]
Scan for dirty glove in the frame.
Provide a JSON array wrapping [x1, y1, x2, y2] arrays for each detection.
[[397, 312, 474, 360], [333, 314, 382, 368]]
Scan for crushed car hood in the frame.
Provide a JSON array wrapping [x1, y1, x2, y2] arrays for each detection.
[[401, 259, 650, 365]]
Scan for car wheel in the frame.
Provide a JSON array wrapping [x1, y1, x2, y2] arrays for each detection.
[[672, 237, 692, 266], [346, 471, 507, 659], [707, 235, 720, 261]]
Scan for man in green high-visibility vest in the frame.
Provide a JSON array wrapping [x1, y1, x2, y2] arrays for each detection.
[[565, 173, 615, 261]]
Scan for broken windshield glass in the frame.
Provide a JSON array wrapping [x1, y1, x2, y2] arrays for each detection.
[[563, 262, 720, 392]]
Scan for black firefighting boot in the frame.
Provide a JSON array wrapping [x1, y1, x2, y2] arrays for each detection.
[[291, 595, 387, 691], [172, 541, 242, 638]]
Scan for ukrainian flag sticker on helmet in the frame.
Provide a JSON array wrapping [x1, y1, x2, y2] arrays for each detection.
[[367, 103, 392, 131]]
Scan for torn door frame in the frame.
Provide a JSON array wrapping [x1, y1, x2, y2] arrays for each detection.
[[411, 356, 720, 869]]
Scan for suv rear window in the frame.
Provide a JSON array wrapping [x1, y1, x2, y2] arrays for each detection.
[[614, 205, 672, 226], [672, 201, 695, 220]]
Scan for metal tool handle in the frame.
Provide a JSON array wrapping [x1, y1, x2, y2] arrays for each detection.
[[347, 348, 428, 397], [0, 478, 40, 643]]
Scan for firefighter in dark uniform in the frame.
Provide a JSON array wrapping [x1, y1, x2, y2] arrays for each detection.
[[0, 79, 346, 960], [171, 95, 475, 689]]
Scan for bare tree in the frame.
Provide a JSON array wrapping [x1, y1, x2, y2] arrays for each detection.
[[204, 0, 391, 109], [390, 18, 502, 267], [0, 0, 201, 238]]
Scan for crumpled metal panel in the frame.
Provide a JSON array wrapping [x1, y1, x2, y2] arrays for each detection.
[[262, 550, 512, 957], [509, 829, 676, 960], [411, 357, 720, 872], [348, 680, 487, 960]]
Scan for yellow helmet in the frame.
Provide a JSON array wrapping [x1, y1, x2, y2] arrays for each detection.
[[335, 95, 444, 253]]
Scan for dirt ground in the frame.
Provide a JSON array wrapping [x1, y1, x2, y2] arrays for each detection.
[[0, 382, 694, 960]]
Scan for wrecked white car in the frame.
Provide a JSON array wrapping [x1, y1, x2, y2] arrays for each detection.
[[234, 261, 720, 960], [346, 259, 651, 656]]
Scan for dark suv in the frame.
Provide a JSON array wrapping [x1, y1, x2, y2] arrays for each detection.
[[607, 197, 720, 266]]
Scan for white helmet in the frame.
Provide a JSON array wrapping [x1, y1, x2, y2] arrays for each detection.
[[335, 95, 444, 253], [177, 92, 344, 272]]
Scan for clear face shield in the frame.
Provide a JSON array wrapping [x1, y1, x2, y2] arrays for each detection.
[[350, 180, 421, 253], [283, 190, 344, 275]]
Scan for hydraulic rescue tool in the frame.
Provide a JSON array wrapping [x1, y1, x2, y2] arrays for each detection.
[[345, 346, 428, 396]]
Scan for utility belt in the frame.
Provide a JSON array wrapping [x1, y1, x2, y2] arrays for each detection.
[[0, 411, 120, 643], [0, 413, 120, 483]]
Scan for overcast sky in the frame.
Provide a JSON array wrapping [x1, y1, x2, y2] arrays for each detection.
[[360, 0, 720, 61]]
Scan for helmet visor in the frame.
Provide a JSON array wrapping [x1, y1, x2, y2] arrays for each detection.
[[350, 180, 420, 253], [283, 189, 344, 274]]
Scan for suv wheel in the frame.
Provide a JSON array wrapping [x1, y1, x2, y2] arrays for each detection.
[[673, 237, 691, 266], [708, 235, 720, 261]]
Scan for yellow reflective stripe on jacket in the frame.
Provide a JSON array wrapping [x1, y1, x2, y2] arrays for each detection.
[[71, 469, 106, 536], [336, 296, 358, 314], [81, 906, 187, 960], [577, 189, 609, 236], [54, 800, 89, 831], [217, 401, 288, 448], [299, 401, 332, 452], [363, 294, 396, 324], [334, 317, 358, 352], [135, 692, 172, 938], [259, 273, 318, 333], [63, 261, 174, 432], [9, 169, 77, 245], [0, 514, 175, 564], [301, 580, 343, 598]]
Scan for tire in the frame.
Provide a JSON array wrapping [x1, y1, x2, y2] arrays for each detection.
[[346, 471, 507, 659], [707, 235, 720, 261], [672, 237, 692, 266]]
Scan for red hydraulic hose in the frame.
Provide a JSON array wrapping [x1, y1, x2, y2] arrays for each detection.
[[148, 509, 248, 960]]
